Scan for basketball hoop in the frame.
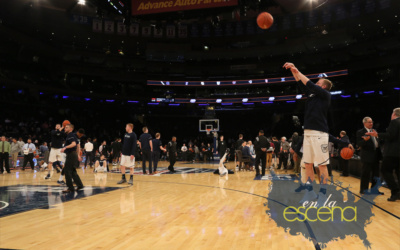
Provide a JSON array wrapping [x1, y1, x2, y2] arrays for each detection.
[[206, 128, 211, 135]]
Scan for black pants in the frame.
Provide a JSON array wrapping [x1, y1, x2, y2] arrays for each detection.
[[85, 152, 93, 167], [278, 153, 288, 169], [23, 153, 34, 170], [53, 161, 62, 170], [181, 152, 187, 161], [0, 152, 10, 173], [219, 151, 225, 160], [360, 160, 379, 193], [64, 152, 83, 191], [168, 154, 176, 171], [142, 150, 152, 174], [255, 151, 267, 175], [327, 164, 333, 177], [339, 157, 349, 175], [382, 156, 400, 196], [152, 151, 160, 172]]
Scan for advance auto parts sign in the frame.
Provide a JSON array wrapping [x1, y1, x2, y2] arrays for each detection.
[[132, 0, 238, 15]]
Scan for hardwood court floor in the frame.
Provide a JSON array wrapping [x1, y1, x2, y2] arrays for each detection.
[[0, 161, 399, 250]]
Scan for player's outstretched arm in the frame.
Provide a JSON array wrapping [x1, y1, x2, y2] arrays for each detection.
[[283, 62, 310, 85]]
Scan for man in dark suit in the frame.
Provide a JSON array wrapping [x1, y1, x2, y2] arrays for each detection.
[[367, 108, 400, 201], [356, 117, 383, 195]]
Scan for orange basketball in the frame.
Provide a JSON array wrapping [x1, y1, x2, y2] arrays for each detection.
[[35, 155, 39, 159], [62, 120, 71, 128], [340, 147, 354, 160], [257, 12, 274, 30]]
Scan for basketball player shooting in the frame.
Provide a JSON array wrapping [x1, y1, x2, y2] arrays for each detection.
[[283, 62, 332, 203]]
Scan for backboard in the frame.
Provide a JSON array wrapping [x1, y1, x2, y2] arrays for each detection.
[[199, 119, 219, 132]]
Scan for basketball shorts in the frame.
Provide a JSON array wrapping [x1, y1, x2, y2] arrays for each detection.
[[303, 129, 329, 167], [49, 148, 63, 163], [121, 155, 135, 168]]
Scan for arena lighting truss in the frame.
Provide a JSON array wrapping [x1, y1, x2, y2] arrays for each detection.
[[147, 70, 348, 87]]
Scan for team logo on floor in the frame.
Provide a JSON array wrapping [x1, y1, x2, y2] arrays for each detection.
[[265, 170, 381, 249], [110, 166, 216, 175], [0, 185, 122, 217], [254, 174, 298, 181]]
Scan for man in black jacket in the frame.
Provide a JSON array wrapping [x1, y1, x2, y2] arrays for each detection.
[[254, 130, 269, 177], [167, 136, 177, 173], [366, 108, 400, 201], [356, 117, 383, 195], [236, 134, 245, 150]]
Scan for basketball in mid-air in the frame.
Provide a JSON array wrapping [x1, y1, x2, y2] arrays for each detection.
[[340, 147, 354, 160], [257, 12, 274, 30], [62, 120, 71, 128]]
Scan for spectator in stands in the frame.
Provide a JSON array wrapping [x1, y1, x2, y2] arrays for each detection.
[[22, 138, 36, 170], [0, 136, 11, 173], [272, 137, 280, 168], [278, 137, 290, 170], [17, 137, 24, 155], [248, 140, 255, 156], [10, 138, 21, 168], [194, 145, 200, 162], [266, 138, 275, 169], [40, 142, 49, 155], [290, 134, 302, 174], [181, 143, 188, 161], [242, 141, 255, 167], [84, 138, 94, 168]]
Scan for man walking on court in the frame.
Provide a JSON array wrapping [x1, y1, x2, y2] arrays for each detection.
[[139, 126, 153, 174], [117, 123, 137, 185], [254, 130, 269, 177], [151, 133, 166, 173], [166, 136, 177, 173], [284, 62, 333, 204], [60, 124, 84, 193]]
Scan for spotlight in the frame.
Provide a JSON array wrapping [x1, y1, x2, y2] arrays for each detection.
[[269, 97, 275, 101], [216, 99, 222, 103], [248, 80, 252, 84], [190, 99, 196, 103], [185, 82, 189, 86], [201, 82, 205, 85], [78, 0, 86, 5], [216, 81, 220, 85], [296, 94, 302, 99], [242, 98, 248, 103]]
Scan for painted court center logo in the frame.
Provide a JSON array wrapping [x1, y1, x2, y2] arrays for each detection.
[[265, 170, 380, 249]]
